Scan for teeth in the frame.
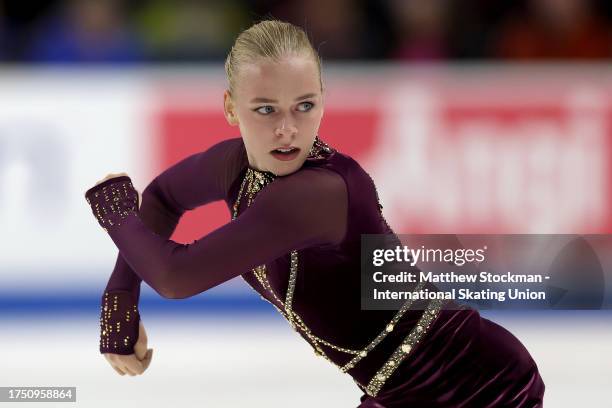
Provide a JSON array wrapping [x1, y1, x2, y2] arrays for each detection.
[[276, 148, 294, 153]]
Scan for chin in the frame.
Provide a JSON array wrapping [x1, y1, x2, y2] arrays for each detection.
[[270, 160, 304, 177], [271, 166, 297, 177]]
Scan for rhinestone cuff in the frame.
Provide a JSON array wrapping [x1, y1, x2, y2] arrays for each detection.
[[85, 176, 139, 231], [99, 291, 140, 355]]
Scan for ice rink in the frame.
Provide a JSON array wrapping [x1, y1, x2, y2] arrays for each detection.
[[2, 66, 612, 406], [1, 309, 610, 407]]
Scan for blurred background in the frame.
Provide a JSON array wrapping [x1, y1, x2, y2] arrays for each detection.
[[0, 0, 611, 407], [1, 0, 612, 62]]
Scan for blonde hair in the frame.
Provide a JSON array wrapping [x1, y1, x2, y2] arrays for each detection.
[[224, 20, 322, 95]]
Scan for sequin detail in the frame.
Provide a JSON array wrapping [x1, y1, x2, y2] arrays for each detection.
[[364, 298, 444, 397], [231, 137, 443, 397], [339, 280, 426, 373], [99, 291, 140, 354], [85, 176, 139, 232], [307, 135, 335, 160]]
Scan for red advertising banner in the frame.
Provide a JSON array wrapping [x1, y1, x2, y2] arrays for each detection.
[[152, 70, 612, 242]]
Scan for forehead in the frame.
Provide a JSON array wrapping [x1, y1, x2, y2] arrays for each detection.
[[235, 56, 320, 101]]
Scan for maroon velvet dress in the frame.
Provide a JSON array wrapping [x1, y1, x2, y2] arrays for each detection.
[[85, 136, 545, 407]]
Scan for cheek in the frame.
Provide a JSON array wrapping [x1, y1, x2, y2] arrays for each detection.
[[235, 109, 271, 153], [238, 121, 270, 152], [238, 110, 271, 130], [297, 112, 322, 130]]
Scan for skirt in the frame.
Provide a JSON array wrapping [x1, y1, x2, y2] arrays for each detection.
[[356, 307, 545, 407]]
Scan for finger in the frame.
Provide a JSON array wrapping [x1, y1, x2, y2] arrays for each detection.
[[134, 323, 148, 360], [141, 349, 153, 371], [134, 342, 147, 361], [106, 172, 128, 179], [123, 355, 145, 375], [104, 353, 120, 366], [134, 328, 148, 360], [139, 320, 148, 341], [122, 365, 137, 376], [111, 365, 126, 376], [95, 172, 129, 186], [104, 353, 122, 364]]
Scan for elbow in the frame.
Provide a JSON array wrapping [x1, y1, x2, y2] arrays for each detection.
[[147, 253, 216, 299], [156, 275, 183, 300], [147, 262, 179, 299], [156, 285, 180, 300], [153, 263, 193, 300], [159, 287, 190, 300]]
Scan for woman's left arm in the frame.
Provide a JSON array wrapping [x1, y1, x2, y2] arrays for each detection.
[[85, 168, 347, 299]]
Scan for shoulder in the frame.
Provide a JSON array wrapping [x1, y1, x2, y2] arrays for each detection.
[[166, 138, 245, 170], [252, 166, 348, 246], [325, 150, 378, 190], [195, 137, 245, 161], [153, 137, 247, 201], [252, 167, 348, 219], [275, 166, 347, 200], [212, 137, 245, 150]]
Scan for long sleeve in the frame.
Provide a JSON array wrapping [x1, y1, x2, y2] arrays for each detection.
[[87, 163, 348, 301], [93, 137, 247, 354], [103, 137, 248, 298]]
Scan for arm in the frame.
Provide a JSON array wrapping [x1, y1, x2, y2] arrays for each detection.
[[87, 167, 348, 300], [104, 137, 247, 296], [95, 137, 247, 354]]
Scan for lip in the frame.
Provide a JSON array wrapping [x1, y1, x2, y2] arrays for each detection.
[[270, 146, 299, 152], [270, 147, 301, 161]]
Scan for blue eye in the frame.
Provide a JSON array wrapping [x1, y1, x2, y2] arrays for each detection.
[[255, 106, 274, 115], [298, 102, 314, 112]]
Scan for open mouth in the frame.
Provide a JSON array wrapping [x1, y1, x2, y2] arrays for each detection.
[[270, 147, 300, 161]]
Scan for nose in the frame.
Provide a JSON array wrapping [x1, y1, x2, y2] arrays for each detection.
[[274, 117, 297, 140]]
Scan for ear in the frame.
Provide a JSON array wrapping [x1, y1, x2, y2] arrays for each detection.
[[319, 93, 325, 120], [223, 90, 239, 126], [320, 85, 326, 118]]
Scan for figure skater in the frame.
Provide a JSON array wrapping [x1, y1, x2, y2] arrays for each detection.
[[85, 20, 545, 407]]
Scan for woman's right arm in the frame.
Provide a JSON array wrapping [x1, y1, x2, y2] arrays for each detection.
[[99, 137, 246, 355]]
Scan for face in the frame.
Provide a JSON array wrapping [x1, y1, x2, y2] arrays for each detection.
[[223, 54, 324, 176]]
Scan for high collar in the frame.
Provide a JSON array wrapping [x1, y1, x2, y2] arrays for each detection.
[[305, 135, 335, 162], [243, 167, 276, 194]]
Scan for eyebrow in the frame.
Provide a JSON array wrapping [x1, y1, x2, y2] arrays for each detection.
[[249, 93, 318, 103]]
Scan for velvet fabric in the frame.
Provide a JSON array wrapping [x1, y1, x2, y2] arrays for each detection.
[[85, 137, 545, 406]]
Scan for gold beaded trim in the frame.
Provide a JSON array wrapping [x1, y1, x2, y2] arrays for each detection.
[[233, 166, 423, 361], [364, 298, 444, 397], [100, 292, 139, 351], [233, 167, 355, 358], [306, 135, 334, 159], [231, 149, 442, 397], [86, 178, 138, 232], [282, 251, 299, 331], [339, 280, 426, 373], [231, 167, 275, 215]]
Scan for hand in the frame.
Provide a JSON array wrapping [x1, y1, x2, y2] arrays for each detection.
[[93, 172, 142, 210], [103, 320, 153, 376]]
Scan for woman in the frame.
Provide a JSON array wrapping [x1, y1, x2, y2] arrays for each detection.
[[85, 20, 545, 407]]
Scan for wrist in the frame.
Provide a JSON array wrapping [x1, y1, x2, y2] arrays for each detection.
[[85, 176, 139, 231], [85, 175, 132, 197], [99, 290, 141, 355]]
